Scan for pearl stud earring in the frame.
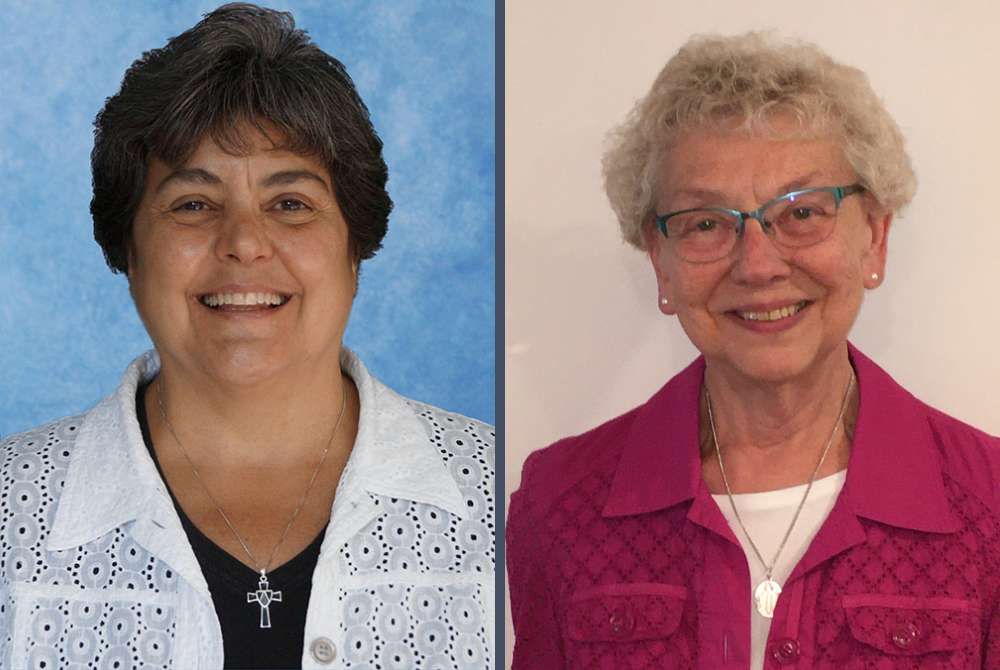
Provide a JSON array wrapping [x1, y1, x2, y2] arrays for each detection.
[[661, 298, 669, 305], [871, 272, 878, 281]]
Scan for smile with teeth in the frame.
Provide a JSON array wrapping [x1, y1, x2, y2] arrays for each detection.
[[734, 301, 808, 321], [199, 292, 290, 310]]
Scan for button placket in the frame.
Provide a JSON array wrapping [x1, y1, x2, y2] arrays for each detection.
[[770, 572, 809, 667]]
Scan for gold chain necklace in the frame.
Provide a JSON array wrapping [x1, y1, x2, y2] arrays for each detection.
[[156, 379, 347, 628], [706, 370, 855, 619]]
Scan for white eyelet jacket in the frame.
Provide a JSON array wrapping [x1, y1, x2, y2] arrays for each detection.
[[0, 349, 495, 669]]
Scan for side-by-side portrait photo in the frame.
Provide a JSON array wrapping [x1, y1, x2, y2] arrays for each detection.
[[507, 2, 1000, 669], [0, 2, 494, 669]]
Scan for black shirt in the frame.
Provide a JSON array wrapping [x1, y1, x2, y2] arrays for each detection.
[[136, 383, 325, 669]]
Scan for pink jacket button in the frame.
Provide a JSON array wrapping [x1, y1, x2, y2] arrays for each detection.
[[771, 637, 800, 664], [608, 610, 635, 637], [892, 622, 919, 649]]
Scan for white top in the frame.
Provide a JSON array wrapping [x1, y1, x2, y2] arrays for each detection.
[[0, 349, 495, 669], [713, 470, 846, 670]]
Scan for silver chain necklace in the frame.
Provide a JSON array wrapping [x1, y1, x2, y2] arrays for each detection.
[[706, 369, 855, 619], [156, 378, 347, 629]]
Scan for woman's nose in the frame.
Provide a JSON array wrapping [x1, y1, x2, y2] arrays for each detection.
[[730, 217, 791, 284], [215, 209, 273, 264]]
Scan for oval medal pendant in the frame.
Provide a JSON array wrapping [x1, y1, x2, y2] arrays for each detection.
[[754, 579, 782, 618]]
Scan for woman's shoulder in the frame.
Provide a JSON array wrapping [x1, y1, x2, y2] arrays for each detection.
[[402, 395, 495, 447], [921, 402, 1000, 498], [343, 347, 494, 452], [400, 393, 497, 484], [368, 374, 494, 458], [852, 347, 1000, 508], [1, 350, 154, 468], [0, 413, 89, 572], [1, 412, 87, 481], [514, 403, 646, 515], [923, 402, 1000, 449], [514, 357, 703, 509], [0, 353, 150, 477], [353, 373, 496, 541]]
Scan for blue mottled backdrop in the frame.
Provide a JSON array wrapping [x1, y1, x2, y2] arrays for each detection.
[[0, 0, 495, 435]]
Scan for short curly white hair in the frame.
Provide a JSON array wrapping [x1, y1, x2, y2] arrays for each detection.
[[603, 32, 917, 250]]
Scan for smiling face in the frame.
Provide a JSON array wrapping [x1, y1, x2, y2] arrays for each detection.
[[647, 121, 891, 383], [128, 128, 356, 388]]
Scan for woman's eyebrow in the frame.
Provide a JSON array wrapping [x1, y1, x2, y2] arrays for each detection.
[[773, 172, 823, 196], [670, 172, 827, 206], [671, 187, 728, 203], [154, 167, 221, 194], [153, 168, 331, 194], [261, 170, 330, 190]]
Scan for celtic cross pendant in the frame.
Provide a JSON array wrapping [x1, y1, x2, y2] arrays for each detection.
[[247, 571, 282, 628]]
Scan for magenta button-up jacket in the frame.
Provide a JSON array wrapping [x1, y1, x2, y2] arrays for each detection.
[[507, 346, 1000, 669]]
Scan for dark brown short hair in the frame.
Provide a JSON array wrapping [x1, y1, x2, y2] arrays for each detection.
[[91, 2, 392, 274]]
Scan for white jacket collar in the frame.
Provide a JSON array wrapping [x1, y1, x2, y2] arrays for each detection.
[[48, 350, 167, 550], [341, 348, 470, 520], [48, 348, 469, 552]]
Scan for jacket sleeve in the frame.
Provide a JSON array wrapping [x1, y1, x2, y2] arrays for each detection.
[[506, 453, 565, 670]]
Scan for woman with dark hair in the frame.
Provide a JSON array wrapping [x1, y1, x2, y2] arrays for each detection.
[[0, 4, 494, 669]]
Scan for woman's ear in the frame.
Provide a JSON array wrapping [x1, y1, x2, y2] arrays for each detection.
[[862, 203, 892, 289], [645, 227, 677, 315]]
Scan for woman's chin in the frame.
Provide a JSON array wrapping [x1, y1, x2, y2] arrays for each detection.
[[203, 353, 284, 387], [710, 342, 838, 385], [167, 342, 300, 388]]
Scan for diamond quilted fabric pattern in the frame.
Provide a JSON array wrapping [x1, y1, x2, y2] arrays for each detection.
[[507, 346, 1000, 669]]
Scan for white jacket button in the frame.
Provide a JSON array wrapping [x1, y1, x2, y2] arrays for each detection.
[[310, 637, 337, 664]]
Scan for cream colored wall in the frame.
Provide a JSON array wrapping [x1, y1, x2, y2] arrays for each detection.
[[504, 0, 1000, 665]]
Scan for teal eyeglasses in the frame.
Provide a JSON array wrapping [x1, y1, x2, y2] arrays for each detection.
[[655, 184, 865, 263]]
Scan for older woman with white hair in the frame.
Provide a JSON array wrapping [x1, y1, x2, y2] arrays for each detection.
[[507, 32, 1000, 669]]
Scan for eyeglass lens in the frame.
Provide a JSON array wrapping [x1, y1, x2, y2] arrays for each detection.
[[664, 189, 841, 262]]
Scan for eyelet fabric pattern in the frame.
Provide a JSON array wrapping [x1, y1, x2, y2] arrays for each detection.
[[0, 349, 495, 669], [0, 416, 181, 670], [332, 400, 496, 668]]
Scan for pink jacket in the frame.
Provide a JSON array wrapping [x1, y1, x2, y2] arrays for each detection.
[[507, 346, 1000, 669]]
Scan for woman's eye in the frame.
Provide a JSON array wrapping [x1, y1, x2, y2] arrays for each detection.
[[790, 207, 814, 220], [276, 199, 308, 212], [695, 219, 718, 232], [175, 201, 209, 212]]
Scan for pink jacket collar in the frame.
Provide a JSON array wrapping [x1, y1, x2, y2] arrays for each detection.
[[603, 344, 957, 534]]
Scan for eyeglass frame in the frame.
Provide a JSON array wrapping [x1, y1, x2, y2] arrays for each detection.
[[654, 184, 865, 262]]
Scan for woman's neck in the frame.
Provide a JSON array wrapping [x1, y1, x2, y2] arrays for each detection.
[[700, 349, 858, 494], [147, 355, 358, 468]]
